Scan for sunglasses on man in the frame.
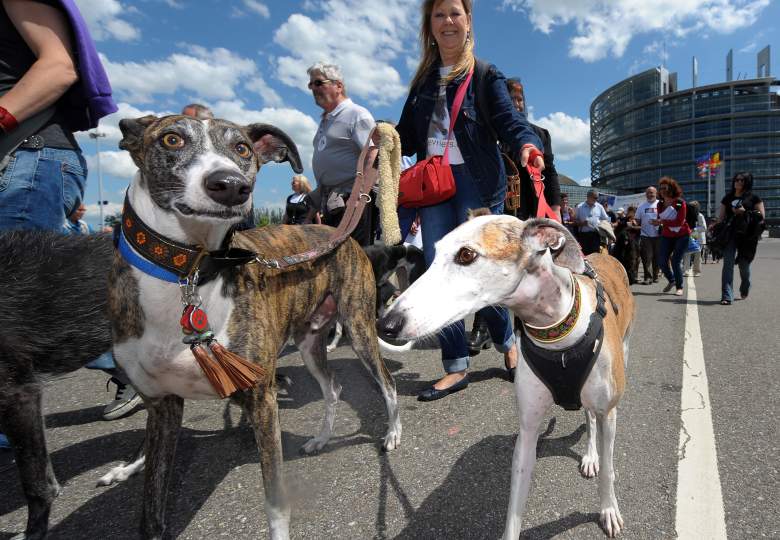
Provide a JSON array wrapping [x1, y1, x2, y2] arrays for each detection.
[[308, 79, 335, 88]]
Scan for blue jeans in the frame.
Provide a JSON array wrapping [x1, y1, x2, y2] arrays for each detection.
[[0, 147, 87, 230], [658, 235, 688, 289], [419, 164, 515, 373], [721, 239, 751, 302]]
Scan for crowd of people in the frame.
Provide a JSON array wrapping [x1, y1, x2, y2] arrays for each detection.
[[0, 0, 770, 458]]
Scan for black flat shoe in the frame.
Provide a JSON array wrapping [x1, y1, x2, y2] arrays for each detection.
[[467, 327, 491, 356], [505, 366, 516, 382], [418, 375, 469, 402]]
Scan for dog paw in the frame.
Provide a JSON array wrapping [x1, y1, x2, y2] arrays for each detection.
[[580, 454, 600, 478], [300, 437, 328, 455], [382, 429, 401, 451], [96, 456, 145, 486], [600, 507, 624, 537]]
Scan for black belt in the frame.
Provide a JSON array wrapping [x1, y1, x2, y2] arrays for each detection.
[[18, 135, 46, 150]]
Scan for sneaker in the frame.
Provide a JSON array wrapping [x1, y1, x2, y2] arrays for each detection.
[[675, 289, 684, 296], [683, 270, 692, 277], [663, 281, 675, 292], [693, 272, 701, 277], [103, 378, 143, 420]]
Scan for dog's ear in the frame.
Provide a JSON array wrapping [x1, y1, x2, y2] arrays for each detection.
[[246, 124, 304, 174], [522, 218, 585, 274], [119, 116, 158, 165]]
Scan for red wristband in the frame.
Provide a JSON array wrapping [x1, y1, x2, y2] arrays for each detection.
[[0, 106, 19, 133]]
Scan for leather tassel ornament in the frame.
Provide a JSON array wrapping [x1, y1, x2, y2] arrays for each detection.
[[208, 341, 267, 390], [190, 343, 239, 399]]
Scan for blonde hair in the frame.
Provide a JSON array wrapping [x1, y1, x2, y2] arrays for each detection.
[[410, 0, 475, 90], [292, 174, 312, 194]]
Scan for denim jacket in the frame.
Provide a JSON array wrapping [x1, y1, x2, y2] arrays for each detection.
[[396, 59, 543, 208]]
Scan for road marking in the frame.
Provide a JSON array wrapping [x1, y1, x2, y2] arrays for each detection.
[[675, 278, 727, 539]]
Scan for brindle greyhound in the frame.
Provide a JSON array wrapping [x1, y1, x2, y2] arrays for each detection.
[[108, 115, 401, 539]]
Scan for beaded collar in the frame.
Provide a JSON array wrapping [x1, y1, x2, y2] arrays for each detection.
[[523, 273, 581, 343]]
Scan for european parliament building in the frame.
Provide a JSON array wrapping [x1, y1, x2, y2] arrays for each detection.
[[590, 46, 780, 225]]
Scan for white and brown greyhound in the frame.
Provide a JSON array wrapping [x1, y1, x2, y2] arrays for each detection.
[[107, 115, 401, 539], [379, 215, 634, 538]]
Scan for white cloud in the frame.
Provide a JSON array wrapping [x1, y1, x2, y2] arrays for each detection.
[[529, 111, 591, 161], [73, 0, 140, 41], [85, 201, 124, 221], [501, 0, 771, 62], [243, 0, 270, 18], [246, 76, 284, 107], [578, 176, 593, 186], [86, 150, 138, 179], [101, 46, 258, 104], [273, 0, 418, 106]]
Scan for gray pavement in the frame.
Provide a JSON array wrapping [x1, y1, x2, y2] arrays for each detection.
[[2, 241, 778, 539]]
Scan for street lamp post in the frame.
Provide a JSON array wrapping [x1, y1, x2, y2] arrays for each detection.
[[89, 131, 107, 228]]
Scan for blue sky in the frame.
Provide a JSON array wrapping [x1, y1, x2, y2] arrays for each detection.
[[73, 0, 780, 225]]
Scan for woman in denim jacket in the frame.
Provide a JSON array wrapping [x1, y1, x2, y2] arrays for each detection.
[[394, 0, 544, 401]]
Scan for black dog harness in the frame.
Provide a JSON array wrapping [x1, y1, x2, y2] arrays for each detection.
[[519, 266, 609, 411]]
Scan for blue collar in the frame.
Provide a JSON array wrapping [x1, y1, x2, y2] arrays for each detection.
[[116, 228, 181, 283]]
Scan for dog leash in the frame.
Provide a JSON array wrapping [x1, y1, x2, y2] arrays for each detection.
[[253, 128, 379, 269], [525, 146, 560, 222]]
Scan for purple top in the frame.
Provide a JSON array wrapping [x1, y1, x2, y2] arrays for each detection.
[[57, 0, 117, 130]]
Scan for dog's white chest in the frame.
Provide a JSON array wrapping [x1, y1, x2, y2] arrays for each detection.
[[114, 275, 236, 400]]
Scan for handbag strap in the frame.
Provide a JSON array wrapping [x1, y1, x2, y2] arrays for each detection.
[[442, 67, 474, 166]]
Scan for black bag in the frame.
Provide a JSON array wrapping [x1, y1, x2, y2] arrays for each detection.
[[707, 219, 732, 257]]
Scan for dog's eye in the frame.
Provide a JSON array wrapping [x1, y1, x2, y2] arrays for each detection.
[[235, 142, 252, 159], [161, 133, 184, 149], [455, 247, 478, 266]]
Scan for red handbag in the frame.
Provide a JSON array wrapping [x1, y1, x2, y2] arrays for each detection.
[[398, 68, 473, 208]]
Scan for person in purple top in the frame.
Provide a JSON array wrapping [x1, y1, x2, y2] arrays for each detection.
[[0, 0, 117, 230], [0, 0, 119, 447]]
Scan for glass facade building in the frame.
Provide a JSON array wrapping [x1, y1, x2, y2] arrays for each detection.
[[591, 66, 780, 224]]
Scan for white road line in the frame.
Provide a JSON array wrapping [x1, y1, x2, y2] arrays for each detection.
[[675, 278, 727, 539]]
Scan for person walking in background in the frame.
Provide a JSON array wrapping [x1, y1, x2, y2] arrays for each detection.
[[394, 0, 544, 401], [0, 0, 117, 448], [559, 192, 576, 232], [574, 189, 608, 255], [654, 177, 691, 296], [636, 186, 660, 284], [62, 202, 90, 234], [467, 77, 561, 356], [683, 200, 706, 277], [306, 62, 377, 245], [283, 174, 314, 225], [717, 171, 765, 305], [612, 205, 640, 284]]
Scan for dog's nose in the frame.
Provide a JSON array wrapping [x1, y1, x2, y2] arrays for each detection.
[[204, 170, 252, 207], [377, 312, 406, 339]]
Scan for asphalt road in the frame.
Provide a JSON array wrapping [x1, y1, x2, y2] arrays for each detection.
[[2, 240, 778, 539]]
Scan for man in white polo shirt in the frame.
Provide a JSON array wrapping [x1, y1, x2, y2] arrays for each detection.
[[306, 62, 376, 246], [636, 186, 660, 284]]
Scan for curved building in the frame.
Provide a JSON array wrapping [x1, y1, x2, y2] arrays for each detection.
[[591, 51, 780, 224]]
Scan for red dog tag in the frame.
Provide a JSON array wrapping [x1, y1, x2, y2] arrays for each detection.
[[180, 305, 195, 333], [189, 307, 209, 333]]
